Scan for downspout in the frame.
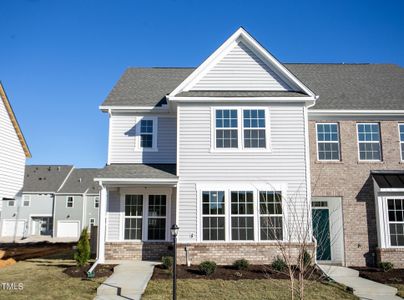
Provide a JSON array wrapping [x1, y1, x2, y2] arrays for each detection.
[[87, 181, 104, 278]]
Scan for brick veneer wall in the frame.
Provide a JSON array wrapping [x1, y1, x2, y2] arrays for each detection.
[[104, 241, 309, 265], [309, 120, 404, 267], [376, 248, 404, 268]]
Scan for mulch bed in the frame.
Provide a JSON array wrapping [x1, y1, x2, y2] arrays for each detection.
[[64, 264, 116, 279], [1, 242, 75, 261], [352, 267, 404, 284], [152, 264, 323, 281]]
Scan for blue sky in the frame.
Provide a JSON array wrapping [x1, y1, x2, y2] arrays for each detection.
[[1, 0, 403, 167]]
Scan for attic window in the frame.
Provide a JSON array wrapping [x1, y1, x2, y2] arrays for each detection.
[[67, 196, 74, 208]]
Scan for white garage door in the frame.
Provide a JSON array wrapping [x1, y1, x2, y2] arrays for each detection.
[[57, 221, 80, 238], [2, 220, 26, 237]]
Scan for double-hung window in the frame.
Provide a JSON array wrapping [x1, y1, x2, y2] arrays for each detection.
[[259, 191, 283, 240], [8, 200, 15, 207], [231, 191, 254, 240], [67, 196, 74, 208], [94, 197, 99, 208], [140, 119, 154, 148], [399, 124, 404, 161], [316, 123, 340, 160], [243, 109, 266, 148], [215, 109, 238, 148], [357, 123, 381, 161], [124, 195, 143, 240], [387, 198, 404, 246], [23, 195, 31, 207], [202, 191, 225, 241], [147, 195, 167, 240]]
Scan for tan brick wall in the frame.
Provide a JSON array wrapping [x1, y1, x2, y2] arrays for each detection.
[[309, 120, 404, 267], [376, 248, 404, 268], [105, 242, 173, 261]]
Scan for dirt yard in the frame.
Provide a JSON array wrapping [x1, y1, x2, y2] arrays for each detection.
[[0, 242, 75, 261]]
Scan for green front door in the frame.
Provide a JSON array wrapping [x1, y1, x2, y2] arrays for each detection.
[[312, 209, 331, 261]]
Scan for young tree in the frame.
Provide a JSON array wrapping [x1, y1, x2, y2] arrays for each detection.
[[74, 227, 91, 267]]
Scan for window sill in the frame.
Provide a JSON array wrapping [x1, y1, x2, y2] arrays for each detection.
[[315, 160, 343, 164], [210, 148, 272, 153], [357, 161, 385, 164]]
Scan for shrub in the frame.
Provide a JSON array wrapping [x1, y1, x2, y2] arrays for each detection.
[[199, 261, 217, 275], [271, 256, 287, 272], [74, 227, 90, 267], [162, 256, 173, 270], [378, 261, 394, 272], [233, 259, 250, 270]]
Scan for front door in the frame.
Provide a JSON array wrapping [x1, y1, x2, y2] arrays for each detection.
[[312, 208, 331, 261]]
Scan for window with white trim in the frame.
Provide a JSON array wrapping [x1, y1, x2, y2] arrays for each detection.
[[66, 196, 74, 208], [147, 195, 167, 240], [387, 198, 404, 246], [23, 195, 31, 207], [124, 195, 143, 240], [140, 119, 154, 148], [94, 196, 99, 208], [399, 124, 404, 161], [357, 123, 381, 161], [8, 200, 15, 207], [202, 191, 225, 241], [231, 191, 254, 240], [316, 123, 340, 160], [243, 109, 266, 148], [215, 109, 238, 148], [259, 191, 283, 240]]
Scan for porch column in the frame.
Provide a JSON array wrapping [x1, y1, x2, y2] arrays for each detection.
[[98, 184, 107, 263]]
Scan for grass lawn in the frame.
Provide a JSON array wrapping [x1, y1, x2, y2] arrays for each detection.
[[390, 284, 404, 298], [143, 279, 358, 300], [0, 259, 105, 300]]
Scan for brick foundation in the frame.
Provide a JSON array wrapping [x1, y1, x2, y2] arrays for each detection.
[[376, 248, 404, 268], [105, 241, 311, 265]]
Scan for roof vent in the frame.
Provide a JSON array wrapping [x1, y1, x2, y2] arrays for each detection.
[[79, 178, 82, 183]]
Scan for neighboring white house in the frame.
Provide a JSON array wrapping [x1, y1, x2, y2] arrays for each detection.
[[0, 82, 31, 216]]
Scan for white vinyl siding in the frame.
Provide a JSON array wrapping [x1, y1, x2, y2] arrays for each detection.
[[106, 191, 121, 241], [0, 94, 26, 201], [190, 41, 291, 91], [109, 114, 176, 164], [177, 103, 308, 243]]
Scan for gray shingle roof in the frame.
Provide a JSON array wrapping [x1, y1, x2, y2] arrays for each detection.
[[101, 64, 404, 110], [23, 165, 73, 193], [176, 91, 307, 97], [58, 168, 101, 194], [96, 164, 177, 179]]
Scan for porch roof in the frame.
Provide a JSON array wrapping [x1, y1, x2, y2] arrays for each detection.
[[94, 164, 177, 184], [372, 170, 404, 190]]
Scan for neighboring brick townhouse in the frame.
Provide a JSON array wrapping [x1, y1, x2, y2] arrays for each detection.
[[94, 28, 404, 267]]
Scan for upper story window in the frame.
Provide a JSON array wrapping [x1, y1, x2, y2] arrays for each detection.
[[66, 196, 74, 208], [357, 123, 381, 161], [213, 108, 269, 151], [94, 197, 99, 208], [316, 123, 340, 161], [23, 195, 31, 207], [215, 109, 238, 148], [243, 109, 266, 148], [140, 119, 154, 148], [8, 200, 15, 207], [399, 124, 404, 161]]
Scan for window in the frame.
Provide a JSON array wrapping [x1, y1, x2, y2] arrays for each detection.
[[215, 109, 238, 148], [124, 195, 143, 240], [316, 123, 340, 160], [23, 195, 31, 207], [399, 124, 404, 161], [387, 198, 404, 246], [8, 200, 15, 207], [259, 191, 283, 240], [89, 218, 95, 227], [202, 191, 225, 241], [147, 195, 167, 240], [231, 191, 254, 240], [66, 196, 74, 208], [94, 197, 99, 208], [357, 123, 381, 161], [243, 109, 266, 148], [140, 119, 154, 148]]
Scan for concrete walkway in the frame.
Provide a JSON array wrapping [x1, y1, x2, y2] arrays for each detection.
[[95, 261, 158, 300], [319, 264, 401, 300]]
